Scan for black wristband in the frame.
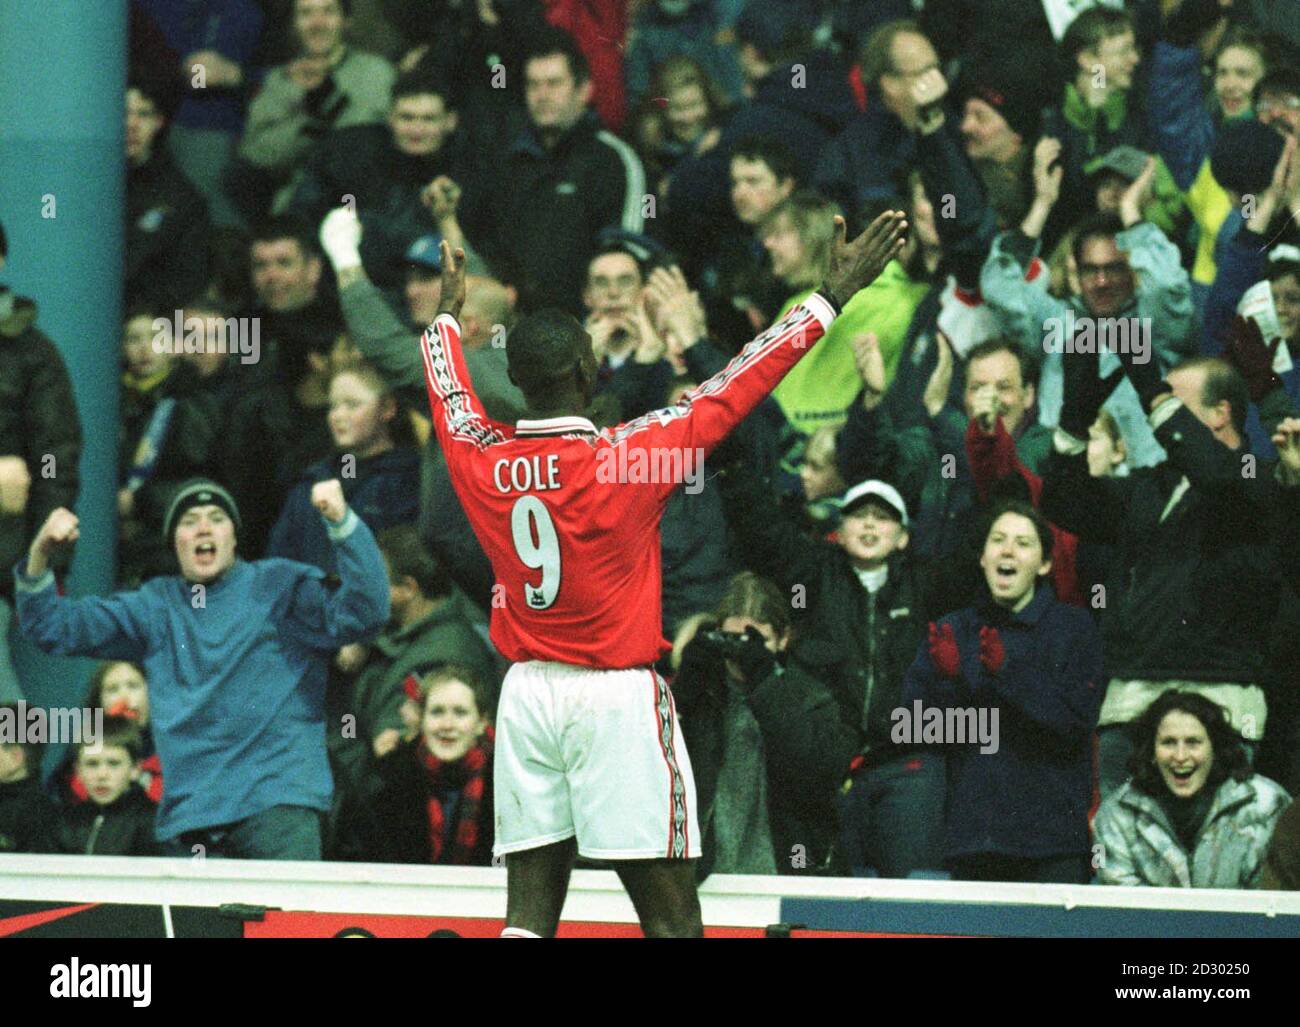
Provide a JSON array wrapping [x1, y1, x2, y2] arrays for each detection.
[[818, 286, 845, 317]]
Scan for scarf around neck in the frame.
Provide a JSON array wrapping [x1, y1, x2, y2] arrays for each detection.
[[417, 726, 493, 865]]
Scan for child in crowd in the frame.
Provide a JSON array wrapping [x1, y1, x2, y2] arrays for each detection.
[[57, 661, 163, 806], [56, 715, 161, 856]]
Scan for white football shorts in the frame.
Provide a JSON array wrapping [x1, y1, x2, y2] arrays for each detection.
[[492, 661, 700, 861]]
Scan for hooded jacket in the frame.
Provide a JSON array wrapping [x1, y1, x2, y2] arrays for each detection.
[[1095, 774, 1291, 888]]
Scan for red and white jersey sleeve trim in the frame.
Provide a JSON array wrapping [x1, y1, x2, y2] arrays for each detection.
[[420, 313, 505, 451]]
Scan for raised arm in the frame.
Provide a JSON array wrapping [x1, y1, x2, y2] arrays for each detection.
[[620, 211, 908, 472], [281, 480, 390, 649], [321, 207, 424, 388], [15, 508, 149, 661], [418, 243, 506, 458]]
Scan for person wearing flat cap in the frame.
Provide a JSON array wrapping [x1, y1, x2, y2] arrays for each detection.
[[14, 476, 389, 859]]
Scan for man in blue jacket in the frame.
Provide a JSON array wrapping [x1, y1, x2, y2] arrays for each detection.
[[15, 478, 389, 859]]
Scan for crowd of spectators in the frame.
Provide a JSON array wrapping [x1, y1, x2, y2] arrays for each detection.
[[2, 0, 1300, 889]]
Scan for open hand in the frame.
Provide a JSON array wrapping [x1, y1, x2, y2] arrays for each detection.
[[645, 265, 706, 352], [852, 332, 886, 408], [824, 210, 908, 304], [922, 331, 955, 418]]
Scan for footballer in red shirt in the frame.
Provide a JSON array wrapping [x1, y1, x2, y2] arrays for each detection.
[[420, 212, 906, 937]]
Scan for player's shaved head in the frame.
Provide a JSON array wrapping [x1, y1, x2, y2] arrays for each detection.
[[506, 309, 597, 410]]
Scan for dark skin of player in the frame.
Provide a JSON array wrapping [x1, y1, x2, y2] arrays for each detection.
[[433, 211, 907, 937]]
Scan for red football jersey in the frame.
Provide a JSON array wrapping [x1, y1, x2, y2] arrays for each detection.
[[419, 295, 836, 668]]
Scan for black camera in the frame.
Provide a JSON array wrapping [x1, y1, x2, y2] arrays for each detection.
[[697, 628, 754, 659]]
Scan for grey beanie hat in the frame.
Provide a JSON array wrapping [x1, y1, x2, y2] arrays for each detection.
[[162, 479, 242, 544]]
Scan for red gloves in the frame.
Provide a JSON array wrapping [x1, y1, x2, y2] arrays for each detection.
[[928, 622, 960, 678], [929, 623, 1006, 678], [979, 626, 1005, 674]]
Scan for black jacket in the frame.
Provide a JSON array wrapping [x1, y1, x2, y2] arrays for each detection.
[[56, 789, 160, 856], [673, 640, 853, 877], [480, 111, 644, 315], [288, 123, 478, 292], [1042, 404, 1290, 683], [0, 776, 59, 854], [126, 150, 210, 311], [0, 299, 82, 595], [720, 460, 952, 762], [350, 737, 495, 865]]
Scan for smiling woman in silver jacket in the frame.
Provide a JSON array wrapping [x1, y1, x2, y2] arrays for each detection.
[[1094, 690, 1291, 888]]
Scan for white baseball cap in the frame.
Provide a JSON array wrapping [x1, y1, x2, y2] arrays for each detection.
[[840, 480, 909, 527]]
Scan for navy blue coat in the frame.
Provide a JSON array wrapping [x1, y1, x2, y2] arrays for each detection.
[[900, 583, 1103, 862], [269, 448, 420, 574]]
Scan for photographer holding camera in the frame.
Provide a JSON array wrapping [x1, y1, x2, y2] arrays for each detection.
[[710, 454, 960, 878], [671, 572, 854, 878]]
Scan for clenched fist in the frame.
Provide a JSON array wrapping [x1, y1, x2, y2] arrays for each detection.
[[312, 479, 348, 523], [27, 506, 79, 578]]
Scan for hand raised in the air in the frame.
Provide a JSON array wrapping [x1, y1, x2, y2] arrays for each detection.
[[852, 332, 887, 410], [435, 239, 467, 321], [27, 506, 79, 578], [312, 479, 348, 524], [824, 210, 908, 307]]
